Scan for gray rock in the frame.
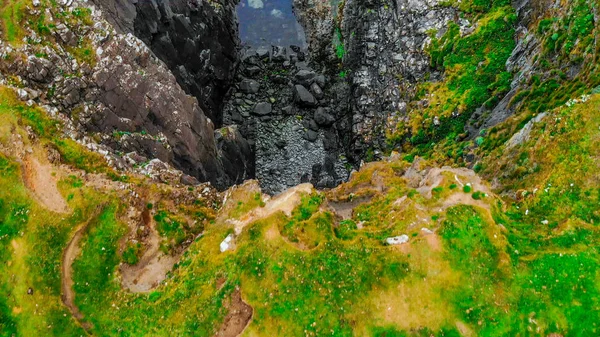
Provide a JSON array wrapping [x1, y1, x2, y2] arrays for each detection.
[[282, 105, 294, 115], [294, 84, 317, 107], [310, 82, 324, 99], [256, 47, 270, 59], [315, 74, 326, 87], [272, 46, 287, 62], [239, 79, 260, 94], [245, 66, 261, 76], [314, 108, 335, 127], [253, 102, 272, 116], [304, 129, 319, 142], [295, 69, 316, 85], [180, 174, 200, 186], [385, 235, 409, 245]]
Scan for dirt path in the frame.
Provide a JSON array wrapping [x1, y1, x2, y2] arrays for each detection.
[[22, 154, 69, 213], [214, 288, 253, 337], [61, 210, 101, 333], [120, 212, 180, 293], [227, 183, 314, 235]]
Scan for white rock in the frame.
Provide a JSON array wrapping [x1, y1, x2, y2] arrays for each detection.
[[219, 234, 235, 252], [17, 89, 28, 100], [385, 235, 409, 245], [421, 227, 434, 234]]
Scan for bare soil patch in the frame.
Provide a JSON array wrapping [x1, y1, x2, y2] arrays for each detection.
[[22, 154, 69, 213], [214, 288, 253, 337], [120, 211, 180, 293], [226, 183, 314, 235]]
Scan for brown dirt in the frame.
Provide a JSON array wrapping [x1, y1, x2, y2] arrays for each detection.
[[120, 211, 180, 293], [422, 231, 442, 252], [62, 210, 101, 332], [214, 288, 253, 337], [226, 183, 314, 235], [328, 196, 372, 220], [22, 154, 69, 213]]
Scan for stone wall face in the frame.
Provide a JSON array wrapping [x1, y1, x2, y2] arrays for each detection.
[[339, 0, 461, 160]]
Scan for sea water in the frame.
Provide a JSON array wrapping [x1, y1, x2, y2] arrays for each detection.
[[237, 0, 307, 48]]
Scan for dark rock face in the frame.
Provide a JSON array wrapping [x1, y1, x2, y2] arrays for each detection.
[[339, 0, 460, 161], [93, 0, 240, 126]]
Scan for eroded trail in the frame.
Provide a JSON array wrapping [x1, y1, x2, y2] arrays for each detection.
[[61, 210, 101, 332], [120, 208, 180, 293]]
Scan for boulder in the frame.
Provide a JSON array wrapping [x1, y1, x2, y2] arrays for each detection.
[[385, 235, 409, 245], [310, 82, 324, 99], [239, 79, 260, 94], [304, 129, 319, 142], [294, 84, 317, 107], [295, 69, 316, 85], [314, 108, 335, 127], [253, 102, 272, 116]]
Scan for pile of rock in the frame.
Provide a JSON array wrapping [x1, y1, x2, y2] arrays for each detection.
[[222, 46, 349, 194]]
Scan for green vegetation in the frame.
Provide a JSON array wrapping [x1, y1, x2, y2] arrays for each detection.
[[388, 1, 517, 161], [1, 0, 600, 334]]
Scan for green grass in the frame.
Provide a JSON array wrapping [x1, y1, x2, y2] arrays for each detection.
[[388, 2, 517, 162], [0, 0, 27, 44]]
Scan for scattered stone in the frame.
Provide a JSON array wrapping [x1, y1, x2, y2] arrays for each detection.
[[386, 235, 409, 245], [17, 89, 28, 101], [421, 227, 434, 234], [27, 288, 33, 295], [294, 84, 317, 107], [315, 74, 326, 87], [282, 105, 294, 115], [239, 79, 260, 94], [272, 46, 287, 62], [180, 174, 200, 186], [253, 102, 272, 116], [256, 47, 270, 59], [275, 139, 287, 148], [245, 66, 261, 76]]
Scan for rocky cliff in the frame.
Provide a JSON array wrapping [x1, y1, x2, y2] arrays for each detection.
[[92, 0, 241, 126], [0, 0, 253, 189]]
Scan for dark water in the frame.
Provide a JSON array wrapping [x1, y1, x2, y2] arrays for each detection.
[[237, 0, 307, 48]]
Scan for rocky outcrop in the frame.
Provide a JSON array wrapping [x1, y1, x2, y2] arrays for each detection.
[[0, 0, 252, 189], [292, 0, 334, 63], [339, 0, 463, 160], [92, 0, 241, 126], [468, 0, 599, 136]]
